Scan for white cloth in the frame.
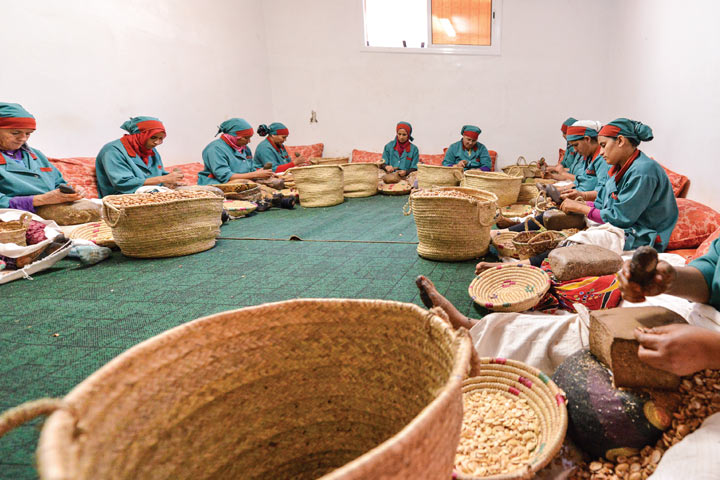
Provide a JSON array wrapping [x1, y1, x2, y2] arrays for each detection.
[[650, 412, 720, 479], [570, 119, 603, 132], [0, 209, 61, 258], [135, 185, 173, 194], [565, 224, 626, 255]]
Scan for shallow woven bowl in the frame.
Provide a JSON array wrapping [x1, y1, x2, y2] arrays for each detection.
[[69, 221, 116, 248], [454, 358, 568, 480], [491, 231, 519, 259], [379, 181, 412, 195], [468, 264, 551, 312], [223, 200, 257, 218], [37, 299, 473, 480], [499, 204, 532, 218]]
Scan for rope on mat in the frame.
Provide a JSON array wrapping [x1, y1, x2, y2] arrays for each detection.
[[217, 235, 419, 245]]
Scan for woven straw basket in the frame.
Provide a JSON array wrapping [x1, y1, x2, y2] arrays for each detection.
[[501, 156, 542, 179], [0, 299, 473, 480], [289, 165, 345, 208], [417, 164, 464, 189], [468, 264, 551, 312], [454, 358, 568, 480], [404, 187, 498, 261], [340, 163, 378, 198], [491, 231, 520, 259], [69, 221, 116, 248], [211, 182, 261, 201], [102, 192, 223, 258], [517, 184, 540, 205], [0, 212, 31, 246], [462, 171, 523, 207], [309, 156, 350, 166]]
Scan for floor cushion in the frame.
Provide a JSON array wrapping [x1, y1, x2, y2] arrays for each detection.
[[171, 162, 204, 186], [48, 157, 99, 199], [667, 198, 720, 249], [285, 143, 324, 160], [351, 149, 382, 163], [661, 164, 690, 198], [693, 226, 720, 260], [419, 154, 444, 166]]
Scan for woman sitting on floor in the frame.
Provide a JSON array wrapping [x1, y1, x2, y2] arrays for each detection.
[[252, 122, 310, 173], [545, 117, 579, 181], [442, 125, 492, 171], [95, 116, 184, 197], [557, 120, 610, 201], [381, 121, 419, 179], [197, 118, 275, 185], [0, 102, 85, 211], [480, 118, 677, 271]]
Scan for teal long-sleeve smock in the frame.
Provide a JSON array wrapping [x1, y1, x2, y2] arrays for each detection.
[[597, 151, 678, 252], [560, 144, 578, 170], [442, 141, 492, 171], [573, 147, 610, 192], [0, 147, 65, 208], [689, 238, 720, 311], [253, 138, 291, 172], [95, 139, 169, 198], [198, 139, 255, 185], [382, 140, 419, 171]]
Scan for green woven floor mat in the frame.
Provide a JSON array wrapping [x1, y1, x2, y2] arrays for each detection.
[[0, 194, 495, 479]]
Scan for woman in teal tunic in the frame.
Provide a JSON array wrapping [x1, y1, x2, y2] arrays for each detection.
[[558, 120, 610, 202], [560, 118, 678, 251], [381, 121, 419, 178], [95, 116, 184, 198], [442, 125, 492, 171], [0, 103, 84, 211], [252, 122, 310, 173], [197, 118, 274, 185]]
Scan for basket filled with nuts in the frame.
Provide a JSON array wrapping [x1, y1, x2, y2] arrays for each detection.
[[102, 190, 224, 258], [403, 187, 499, 261], [455, 357, 568, 479]]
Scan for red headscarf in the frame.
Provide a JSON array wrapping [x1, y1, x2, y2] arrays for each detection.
[[120, 119, 166, 165]]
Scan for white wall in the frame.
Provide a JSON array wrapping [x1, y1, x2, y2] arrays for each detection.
[[0, 0, 272, 164], [260, 0, 622, 164], [611, 0, 720, 209]]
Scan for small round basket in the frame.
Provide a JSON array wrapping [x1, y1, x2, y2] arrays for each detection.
[[379, 181, 412, 196], [211, 183, 261, 201], [468, 264, 551, 312], [69, 221, 116, 248], [491, 231, 520, 259], [454, 358, 568, 480], [499, 204, 533, 218], [223, 200, 257, 219], [462, 171, 523, 207], [512, 230, 567, 260], [0, 212, 32, 246]]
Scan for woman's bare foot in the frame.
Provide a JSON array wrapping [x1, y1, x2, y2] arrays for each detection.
[[415, 276, 477, 330]]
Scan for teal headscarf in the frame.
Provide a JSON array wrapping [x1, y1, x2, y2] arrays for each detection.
[[0, 103, 36, 129], [120, 116, 165, 134], [258, 122, 289, 136], [461, 125, 481, 140], [561, 117, 577, 134], [217, 118, 253, 136], [599, 118, 654, 144]]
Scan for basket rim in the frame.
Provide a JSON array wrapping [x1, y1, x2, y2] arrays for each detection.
[[468, 264, 551, 310], [464, 170, 523, 180], [102, 193, 223, 209], [288, 164, 345, 172]]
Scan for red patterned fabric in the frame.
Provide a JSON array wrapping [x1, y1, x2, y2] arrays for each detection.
[[559, 148, 565, 164], [170, 162, 204, 185], [284, 143, 324, 160], [668, 198, 720, 249], [26, 220, 47, 245], [351, 149, 382, 163], [660, 164, 690, 198], [418, 154, 444, 165], [534, 261, 623, 313], [48, 157, 99, 199], [693, 226, 720, 260], [665, 248, 697, 264]]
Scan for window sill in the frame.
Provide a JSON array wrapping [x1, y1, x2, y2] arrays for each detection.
[[359, 44, 501, 56]]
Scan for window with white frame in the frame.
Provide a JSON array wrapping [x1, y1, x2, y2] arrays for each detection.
[[362, 0, 501, 54]]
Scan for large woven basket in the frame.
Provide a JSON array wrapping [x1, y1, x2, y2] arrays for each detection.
[[289, 165, 345, 208], [0, 212, 31, 246], [417, 164, 464, 189], [4, 299, 474, 480], [404, 187, 498, 261], [340, 163, 378, 198], [462, 171, 523, 207], [102, 191, 223, 258], [309, 156, 350, 166], [468, 264, 551, 312], [516, 184, 540, 205], [454, 358, 568, 480]]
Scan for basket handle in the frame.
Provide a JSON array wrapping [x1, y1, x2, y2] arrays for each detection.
[[516, 156, 527, 166], [402, 196, 413, 216], [0, 398, 69, 439], [102, 201, 124, 228], [18, 212, 32, 228], [477, 202, 500, 227], [452, 168, 464, 182], [524, 215, 545, 232]]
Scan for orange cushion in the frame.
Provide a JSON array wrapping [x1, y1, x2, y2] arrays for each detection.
[[351, 149, 382, 163], [692, 226, 720, 260], [660, 164, 689, 198], [419, 154, 444, 165], [48, 157, 99, 199], [285, 143, 324, 160], [667, 198, 720, 249], [171, 162, 204, 186]]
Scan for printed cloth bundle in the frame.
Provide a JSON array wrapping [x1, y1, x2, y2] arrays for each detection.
[[533, 260, 623, 313]]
